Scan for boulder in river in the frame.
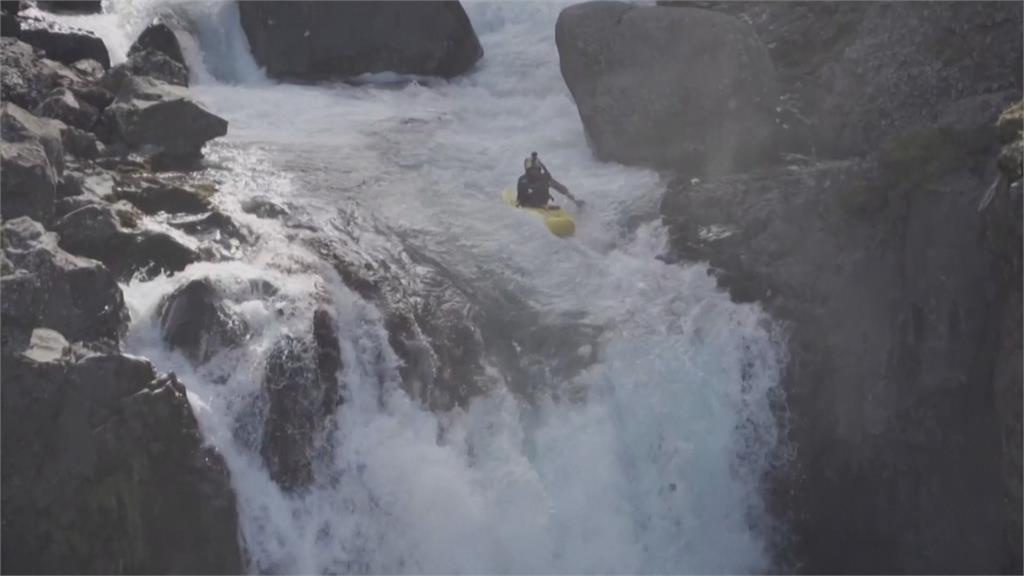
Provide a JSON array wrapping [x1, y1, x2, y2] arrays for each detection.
[[555, 1, 778, 174], [158, 278, 249, 364], [129, 21, 186, 67], [1, 38, 113, 111], [98, 75, 227, 166], [238, 0, 483, 80]]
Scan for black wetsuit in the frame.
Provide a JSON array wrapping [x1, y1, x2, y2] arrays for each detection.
[[517, 173, 551, 207]]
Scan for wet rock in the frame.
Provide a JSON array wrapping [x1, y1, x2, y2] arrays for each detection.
[[33, 86, 98, 131], [1, 38, 113, 111], [99, 75, 227, 165], [121, 48, 189, 87], [114, 173, 214, 214], [555, 1, 778, 174], [167, 210, 247, 246], [1, 0, 19, 36], [260, 308, 343, 491], [53, 202, 199, 278], [1, 217, 124, 345], [158, 278, 248, 364], [241, 196, 288, 219], [129, 22, 186, 66], [0, 345, 243, 573], [239, 1, 483, 80], [1, 141, 57, 225], [18, 12, 110, 68]]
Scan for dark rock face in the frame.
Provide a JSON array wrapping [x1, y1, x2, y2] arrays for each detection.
[[661, 121, 1022, 571], [555, 1, 778, 174], [1, 217, 125, 345], [664, 1, 1023, 158], [34, 86, 99, 131], [37, 0, 102, 13], [1, 336, 243, 574], [18, 13, 110, 69], [99, 75, 227, 164], [129, 22, 186, 66], [159, 278, 248, 364], [260, 309, 343, 491], [238, 0, 483, 80]]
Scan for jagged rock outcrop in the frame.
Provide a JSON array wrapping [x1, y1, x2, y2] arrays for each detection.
[[260, 309, 343, 491], [660, 102, 1022, 575], [238, 0, 483, 80], [1, 139, 58, 224], [129, 22, 186, 66], [1, 38, 113, 111], [98, 75, 227, 166], [555, 1, 778, 174], [3, 100, 66, 175], [1, 217, 125, 346], [17, 12, 110, 68], [53, 202, 199, 278], [1, 333, 243, 573], [119, 48, 189, 86], [158, 278, 249, 364]]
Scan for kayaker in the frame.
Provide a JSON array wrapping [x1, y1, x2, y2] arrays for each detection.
[[517, 152, 584, 208]]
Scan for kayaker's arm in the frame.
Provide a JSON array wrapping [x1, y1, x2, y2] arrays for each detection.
[[550, 177, 584, 207]]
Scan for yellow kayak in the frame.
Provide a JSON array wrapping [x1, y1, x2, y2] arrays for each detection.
[[502, 188, 576, 237]]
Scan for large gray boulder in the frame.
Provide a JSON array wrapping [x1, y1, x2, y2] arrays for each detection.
[[1, 217, 124, 346], [17, 12, 110, 69], [555, 1, 778, 174], [238, 1, 483, 80], [0, 339, 243, 573], [98, 76, 227, 164]]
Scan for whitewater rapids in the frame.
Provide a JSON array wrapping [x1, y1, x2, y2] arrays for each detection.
[[61, 2, 786, 573]]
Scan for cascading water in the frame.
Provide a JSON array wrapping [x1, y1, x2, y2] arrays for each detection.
[[66, 1, 787, 572]]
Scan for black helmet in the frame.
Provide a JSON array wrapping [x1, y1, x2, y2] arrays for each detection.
[[524, 151, 540, 171]]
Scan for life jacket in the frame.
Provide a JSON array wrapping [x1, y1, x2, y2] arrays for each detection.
[[517, 173, 551, 207]]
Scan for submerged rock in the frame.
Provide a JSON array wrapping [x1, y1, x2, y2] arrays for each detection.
[[238, 1, 483, 80], [260, 308, 343, 492], [555, 1, 778, 174], [0, 343, 243, 573], [114, 173, 214, 214], [158, 278, 249, 364]]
